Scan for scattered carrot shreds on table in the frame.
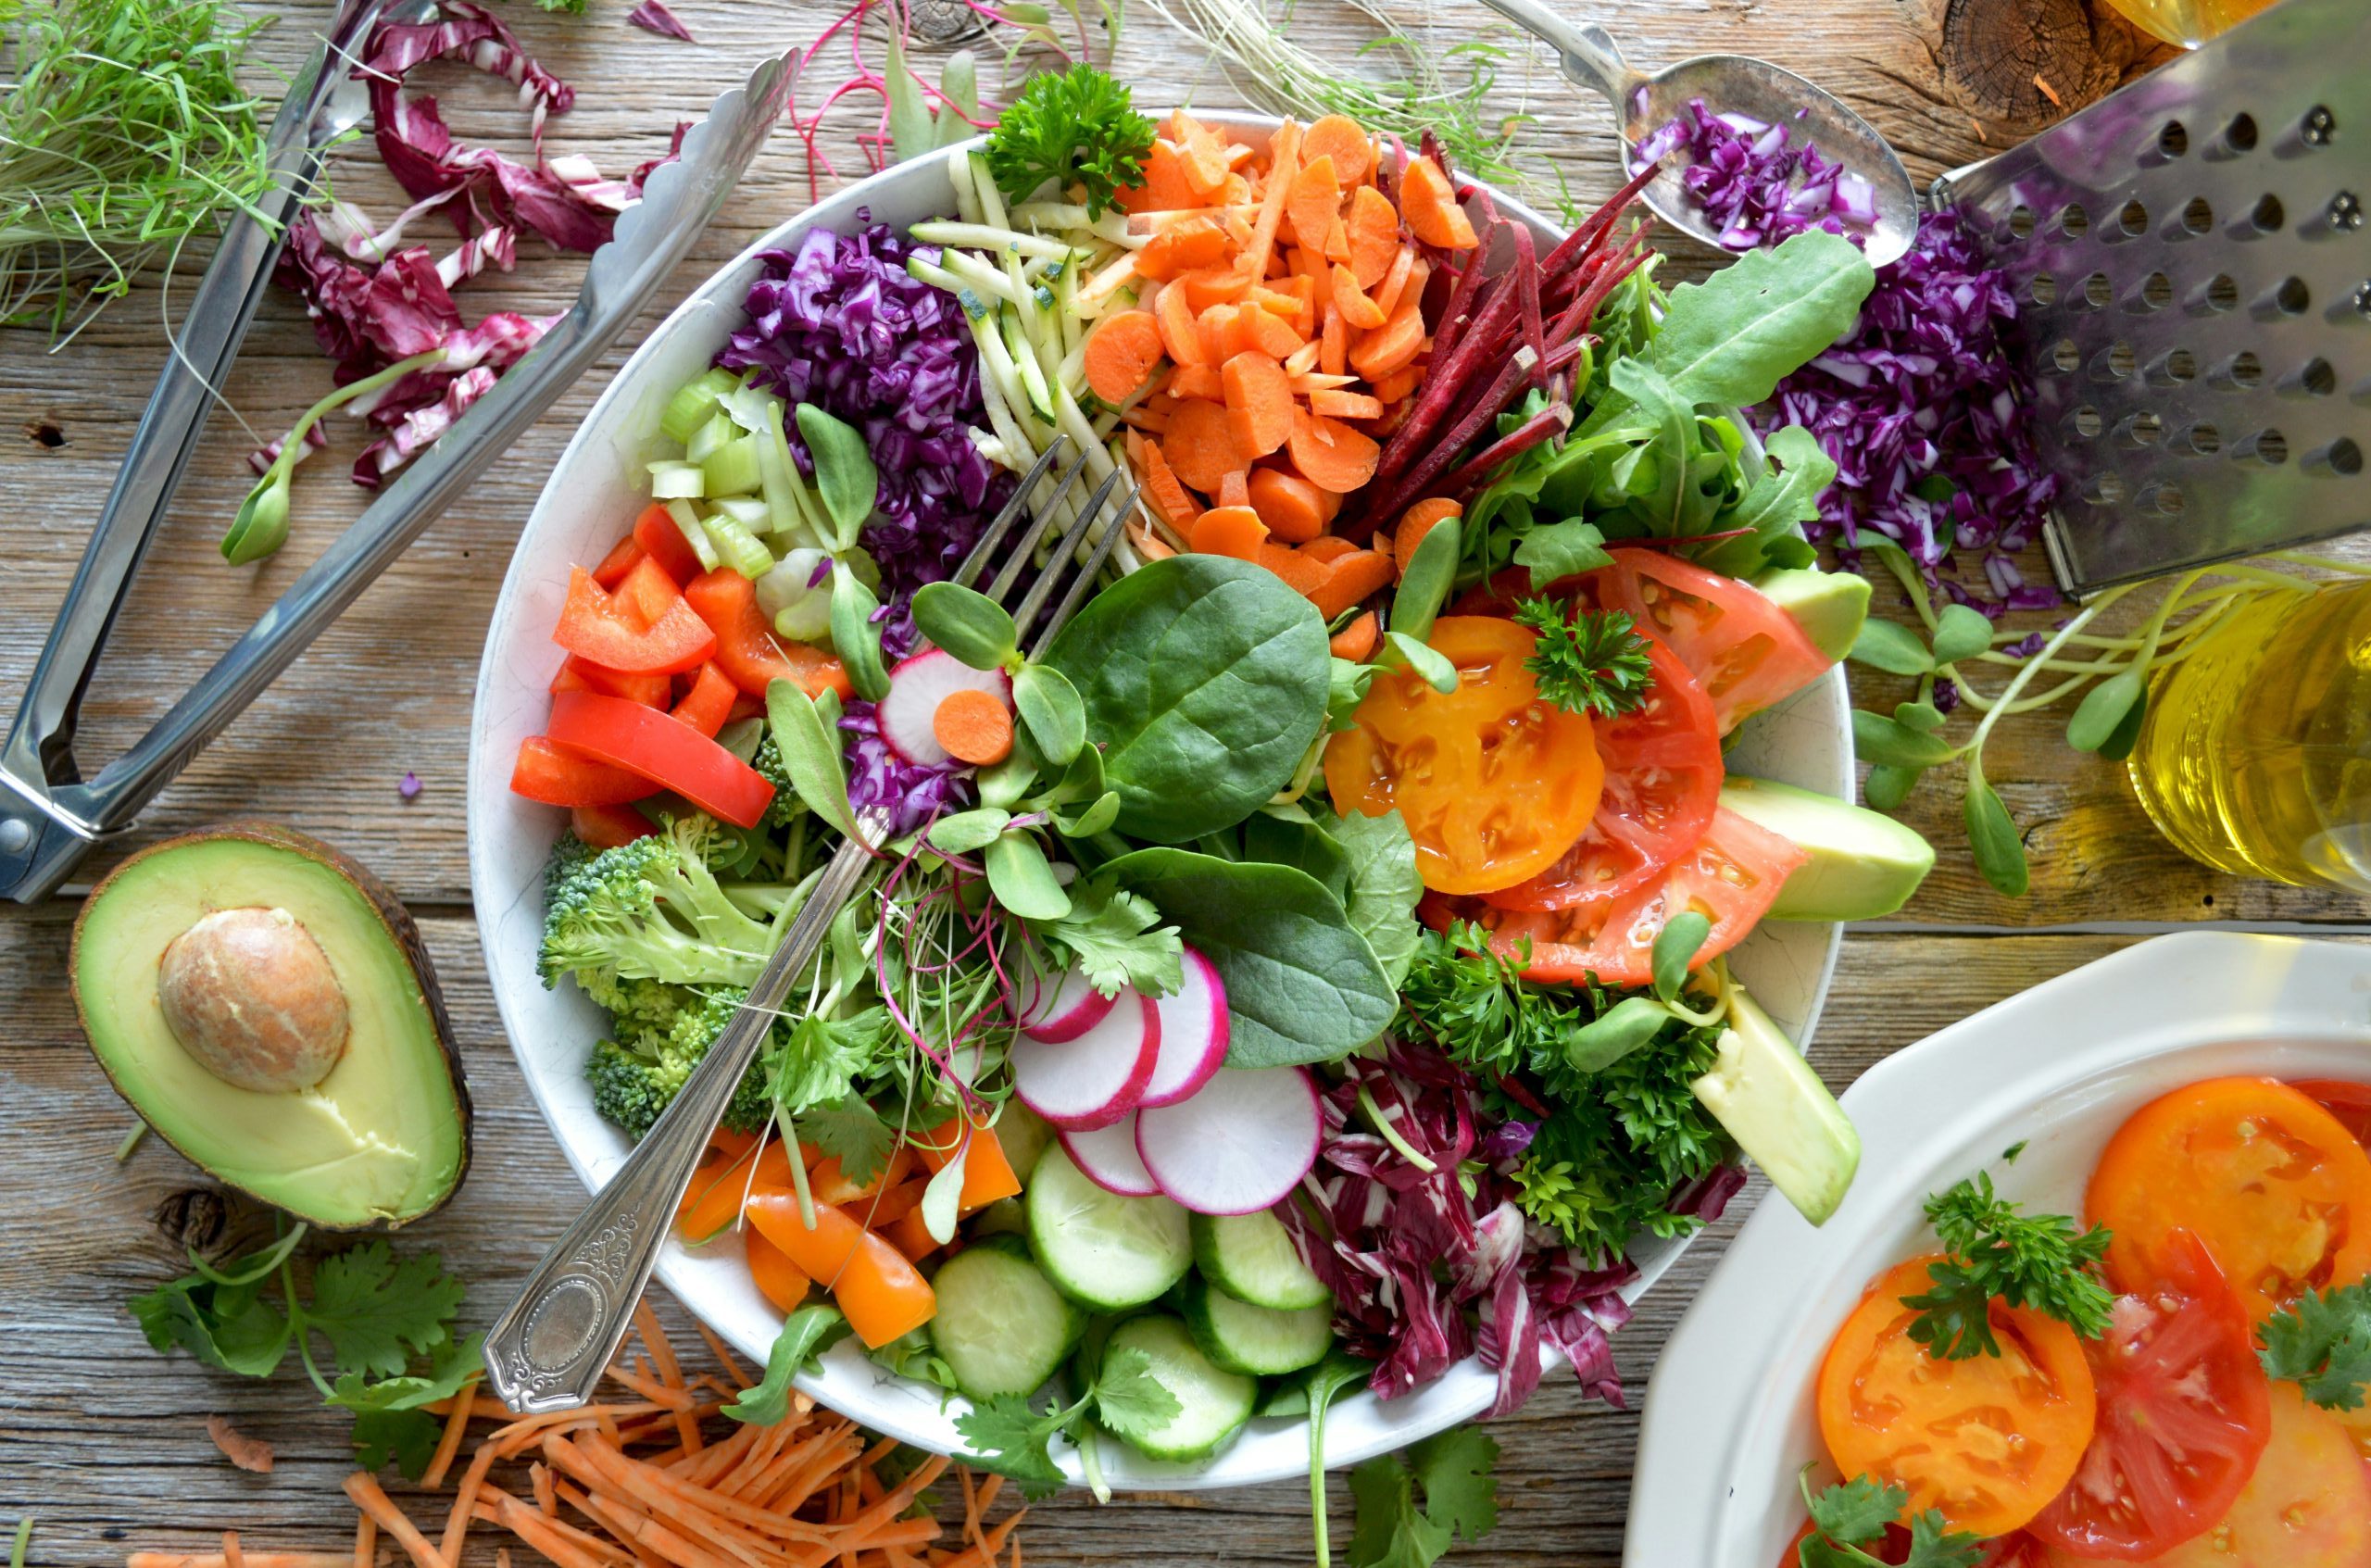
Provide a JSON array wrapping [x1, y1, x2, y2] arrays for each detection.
[[127, 1308, 1025, 1568]]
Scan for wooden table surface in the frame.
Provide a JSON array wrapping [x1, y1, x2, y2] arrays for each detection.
[[4, 1, 2360, 1562]]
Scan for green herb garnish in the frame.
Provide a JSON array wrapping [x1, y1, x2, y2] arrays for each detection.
[[2259, 1282, 2371, 1410], [953, 1345, 1181, 1498], [1512, 598, 1655, 720], [1900, 1173, 2114, 1360], [1345, 1426, 1500, 1568], [1796, 1470, 1986, 1568], [981, 64, 1154, 218]]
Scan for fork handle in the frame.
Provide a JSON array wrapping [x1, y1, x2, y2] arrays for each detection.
[[482, 831, 877, 1412]]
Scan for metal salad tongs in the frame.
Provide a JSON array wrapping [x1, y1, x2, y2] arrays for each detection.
[[0, 2, 794, 903]]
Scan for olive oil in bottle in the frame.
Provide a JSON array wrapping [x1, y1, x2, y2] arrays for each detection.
[[2102, 0, 2277, 47], [2127, 580, 2371, 892]]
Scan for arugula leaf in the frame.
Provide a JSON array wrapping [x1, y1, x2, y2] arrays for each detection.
[[1901, 1173, 2114, 1360], [1048, 876, 1185, 998], [1511, 517, 1612, 587], [980, 64, 1155, 218], [2259, 1281, 2371, 1409], [1091, 1346, 1182, 1440], [1345, 1424, 1501, 1568], [305, 1242, 464, 1379], [1643, 230, 1877, 411], [1692, 424, 1838, 580], [724, 1306, 851, 1425], [1512, 599, 1653, 720], [799, 1096, 897, 1187]]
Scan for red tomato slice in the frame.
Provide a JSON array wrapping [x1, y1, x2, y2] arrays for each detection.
[[633, 503, 705, 585], [2025, 1231, 2272, 1561], [2292, 1079, 2371, 1146], [553, 565, 718, 675], [510, 735, 657, 808], [681, 568, 855, 702], [546, 689, 776, 829], [1480, 633, 1723, 912], [1588, 548, 1831, 734], [1421, 805, 1805, 987]]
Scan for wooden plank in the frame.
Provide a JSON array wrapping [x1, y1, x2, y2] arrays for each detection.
[[6, 906, 2318, 1565]]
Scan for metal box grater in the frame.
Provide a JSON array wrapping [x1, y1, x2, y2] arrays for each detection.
[[1931, 0, 2369, 596]]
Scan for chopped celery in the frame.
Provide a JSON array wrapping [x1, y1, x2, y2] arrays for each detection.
[[661, 500, 721, 572], [709, 495, 772, 532], [702, 433, 763, 498], [756, 547, 833, 642], [758, 398, 823, 546], [685, 409, 736, 464], [700, 508, 774, 580], [659, 368, 740, 445], [647, 460, 705, 501]]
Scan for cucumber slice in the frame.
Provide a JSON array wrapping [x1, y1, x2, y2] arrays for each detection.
[[968, 1196, 1026, 1238], [1101, 1315, 1255, 1463], [1182, 1275, 1333, 1375], [1191, 1210, 1331, 1311], [1025, 1145, 1191, 1311], [927, 1236, 1083, 1399]]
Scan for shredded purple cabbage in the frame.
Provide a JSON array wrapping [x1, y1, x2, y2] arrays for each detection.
[[626, 0, 696, 41], [1637, 99, 1875, 251], [1278, 1043, 1640, 1418], [1753, 209, 2064, 613], [714, 223, 1010, 598], [838, 699, 971, 838]]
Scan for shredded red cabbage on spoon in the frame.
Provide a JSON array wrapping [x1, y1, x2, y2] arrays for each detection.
[[1635, 98, 1877, 251]]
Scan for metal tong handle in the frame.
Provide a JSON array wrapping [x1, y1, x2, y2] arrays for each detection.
[[0, 47, 796, 903]]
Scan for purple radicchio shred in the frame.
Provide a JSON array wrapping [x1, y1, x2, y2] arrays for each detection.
[[1753, 208, 2065, 614], [626, 0, 696, 41], [713, 222, 1012, 608], [1666, 1162, 1748, 1222], [399, 771, 423, 799], [1279, 1043, 1642, 1419], [1636, 98, 1875, 251], [838, 699, 972, 839]]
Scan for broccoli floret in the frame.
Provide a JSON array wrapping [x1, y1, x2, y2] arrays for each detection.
[[748, 733, 807, 831], [539, 816, 786, 991], [576, 972, 692, 1041], [585, 987, 774, 1141]]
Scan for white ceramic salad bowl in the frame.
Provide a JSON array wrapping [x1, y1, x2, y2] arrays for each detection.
[[1625, 930, 2371, 1565], [467, 119, 1854, 1488]]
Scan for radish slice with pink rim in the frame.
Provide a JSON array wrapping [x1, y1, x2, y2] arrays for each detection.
[[1138, 947, 1230, 1109], [1009, 988, 1160, 1130], [1022, 963, 1116, 1045], [1060, 1112, 1160, 1197], [878, 648, 1010, 766], [1135, 1065, 1322, 1215]]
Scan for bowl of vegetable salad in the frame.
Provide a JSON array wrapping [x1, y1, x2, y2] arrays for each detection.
[[469, 69, 1906, 1500]]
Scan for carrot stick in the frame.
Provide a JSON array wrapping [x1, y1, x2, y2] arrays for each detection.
[[535, 1461, 559, 1518], [1239, 121, 1300, 283], [343, 1473, 449, 1568], [222, 1533, 245, 1568], [128, 1556, 353, 1568], [442, 1441, 502, 1566], [605, 1367, 698, 1411], [355, 1515, 377, 1568], [422, 1375, 481, 1489]]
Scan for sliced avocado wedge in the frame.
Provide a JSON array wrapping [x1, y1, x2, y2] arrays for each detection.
[[1722, 775, 1936, 921], [1690, 989, 1859, 1225], [1750, 566, 1870, 665], [72, 824, 470, 1229]]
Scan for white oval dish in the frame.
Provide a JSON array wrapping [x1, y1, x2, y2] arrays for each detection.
[[1625, 929, 2371, 1565], [467, 120, 1853, 1489]]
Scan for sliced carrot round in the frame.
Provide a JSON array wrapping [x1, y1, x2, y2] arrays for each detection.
[[1300, 115, 1374, 185], [1222, 351, 1294, 457], [1288, 407, 1381, 494], [1286, 154, 1342, 254], [1163, 397, 1248, 492], [1394, 497, 1463, 580], [1347, 185, 1400, 287], [933, 687, 1013, 765], [1084, 310, 1166, 404], [1330, 264, 1387, 331], [1190, 505, 1268, 560], [1248, 467, 1326, 542], [1399, 154, 1480, 249]]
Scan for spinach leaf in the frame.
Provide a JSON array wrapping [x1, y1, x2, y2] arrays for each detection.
[[1100, 848, 1395, 1067], [1645, 230, 1875, 411], [1041, 556, 1330, 842], [1242, 811, 1352, 902], [1322, 806, 1424, 989]]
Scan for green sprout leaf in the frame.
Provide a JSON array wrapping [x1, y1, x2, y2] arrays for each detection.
[[913, 581, 1020, 671], [1963, 767, 2028, 897]]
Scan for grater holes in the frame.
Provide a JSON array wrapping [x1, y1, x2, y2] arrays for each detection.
[[2090, 341, 2139, 382], [2083, 473, 2130, 506], [2283, 358, 2338, 398], [2309, 438, 2364, 477], [2212, 351, 2265, 390], [2149, 347, 2200, 386], [2234, 428, 2289, 465], [2008, 204, 2038, 240], [2255, 276, 2312, 318], [2139, 482, 2186, 518], [2177, 196, 2214, 237], [2354, 281, 2371, 319], [2153, 121, 2189, 162], [2246, 194, 2285, 235], [2049, 337, 2082, 375], [2302, 106, 2338, 148], [2329, 193, 2364, 232], [2189, 274, 2240, 315], [2128, 271, 2174, 313], [2114, 199, 2150, 239], [2055, 203, 2090, 239], [2071, 406, 2103, 439], [2221, 113, 2261, 157], [2179, 421, 2223, 456], [2029, 272, 2058, 307], [2114, 412, 2164, 449], [2081, 271, 2114, 310]]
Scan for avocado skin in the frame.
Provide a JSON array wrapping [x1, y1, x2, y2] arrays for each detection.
[[70, 822, 471, 1230]]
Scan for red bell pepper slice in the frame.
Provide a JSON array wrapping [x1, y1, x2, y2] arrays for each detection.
[[546, 689, 776, 828], [591, 535, 646, 589], [633, 502, 705, 585], [510, 735, 657, 807], [549, 655, 671, 708], [570, 800, 657, 847], [681, 567, 854, 701], [553, 566, 716, 675], [670, 662, 738, 738]]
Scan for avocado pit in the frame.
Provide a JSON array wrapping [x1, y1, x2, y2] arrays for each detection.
[[158, 906, 350, 1092]]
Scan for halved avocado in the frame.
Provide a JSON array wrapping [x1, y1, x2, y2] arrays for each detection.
[[71, 824, 470, 1229]]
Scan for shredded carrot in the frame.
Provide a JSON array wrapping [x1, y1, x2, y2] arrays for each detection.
[[353, 1516, 375, 1568], [633, 1302, 701, 1456], [127, 1557, 351, 1568], [421, 1375, 480, 1488], [221, 1532, 245, 1568], [342, 1474, 447, 1568], [206, 1415, 274, 1474]]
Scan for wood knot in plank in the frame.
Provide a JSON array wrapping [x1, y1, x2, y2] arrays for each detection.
[[1938, 0, 2160, 132]]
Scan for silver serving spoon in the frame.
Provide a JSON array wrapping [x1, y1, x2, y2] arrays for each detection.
[[1477, 0, 1919, 268]]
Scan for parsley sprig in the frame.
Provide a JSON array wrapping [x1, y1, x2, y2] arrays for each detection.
[[1796, 1471, 1985, 1568], [1900, 1173, 2114, 1360], [952, 1345, 1181, 1498], [2259, 1281, 2371, 1409], [130, 1223, 479, 1475], [1512, 597, 1654, 720], [980, 65, 1155, 219]]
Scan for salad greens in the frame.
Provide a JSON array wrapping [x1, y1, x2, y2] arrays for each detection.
[[2258, 1281, 2371, 1410], [1900, 1173, 2114, 1360], [1512, 599, 1653, 719], [951, 1345, 1183, 1497], [1345, 1427, 1502, 1568], [1795, 1471, 1986, 1568], [721, 1305, 852, 1424], [981, 64, 1155, 218]]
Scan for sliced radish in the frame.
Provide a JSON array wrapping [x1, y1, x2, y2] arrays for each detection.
[[1135, 1065, 1322, 1215], [1009, 988, 1160, 1130], [1022, 963, 1117, 1045], [1137, 947, 1230, 1109], [1060, 1113, 1160, 1197], [879, 649, 1010, 766]]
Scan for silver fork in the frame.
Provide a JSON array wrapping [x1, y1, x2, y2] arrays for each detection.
[[483, 433, 1140, 1411]]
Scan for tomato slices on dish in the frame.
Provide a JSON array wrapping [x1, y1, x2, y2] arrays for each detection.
[[1817, 1257, 2098, 1538], [1422, 804, 1802, 989], [1479, 632, 1724, 914], [2290, 1078, 2371, 1147], [2087, 1076, 2371, 1324], [2023, 1230, 2271, 1561], [1324, 616, 1605, 896]]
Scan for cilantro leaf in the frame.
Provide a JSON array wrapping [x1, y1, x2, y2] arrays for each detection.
[[304, 1242, 464, 1379], [980, 65, 1155, 219], [1048, 877, 1183, 998], [1796, 1472, 1985, 1568], [1511, 599, 1655, 720], [1345, 1424, 1500, 1568], [326, 1334, 486, 1417], [1898, 1511, 1988, 1568], [1901, 1173, 2113, 1360], [767, 1008, 896, 1120], [129, 1272, 293, 1377], [1405, 1427, 1499, 1544], [800, 1096, 896, 1187], [1091, 1346, 1181, 1441], [349, 1407, 442, 1480], [951, 1389, 1072, 1498], [724, 1306, 851, 1425], [2259, 1281, 2371, 1410], [1347, 1455, 1444, 1568], [1804, 1473, 1906, 1547]]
